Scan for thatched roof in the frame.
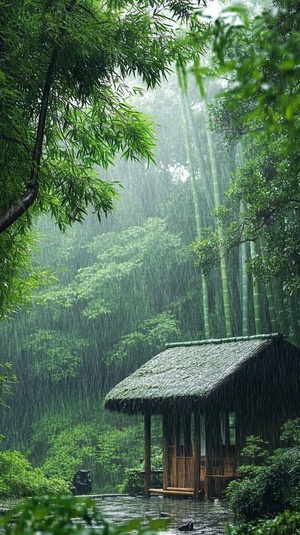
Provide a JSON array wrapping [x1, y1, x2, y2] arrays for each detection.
[[104, 333, 297, 414]]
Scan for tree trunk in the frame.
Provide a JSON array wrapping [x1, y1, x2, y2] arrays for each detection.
[[203, 100, 233, 337], [0, 0, 79, 234], [250, 241, 262, 334], [179, 90, 210, 338]]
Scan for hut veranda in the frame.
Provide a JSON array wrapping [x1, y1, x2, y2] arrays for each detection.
[[105, 334, 300, 499]]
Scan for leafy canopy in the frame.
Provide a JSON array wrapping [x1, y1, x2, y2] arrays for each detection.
[[19, 218, 185, 381], [190, 2, 300, 293], [0, 0, 206, 318]]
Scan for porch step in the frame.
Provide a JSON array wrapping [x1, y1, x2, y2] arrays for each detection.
[[149, 488, 195, 496]]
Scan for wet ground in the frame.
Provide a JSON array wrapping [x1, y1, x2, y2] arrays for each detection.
[[95, 495, 230, 535]]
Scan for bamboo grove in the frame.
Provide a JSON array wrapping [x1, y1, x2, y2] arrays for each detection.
[[0, 68, 299, 491]]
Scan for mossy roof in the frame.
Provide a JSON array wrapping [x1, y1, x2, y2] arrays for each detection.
[[104, 334, 294, 414]]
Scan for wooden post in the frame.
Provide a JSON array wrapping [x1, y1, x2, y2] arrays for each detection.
[[205, 404, 222, 498], [204, 407, 213, 499], [144, 412, 151, 497], [162, 414, 168, 490], [193, 409, 200, 499]]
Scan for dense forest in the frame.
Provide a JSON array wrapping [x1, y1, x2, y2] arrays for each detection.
[[0, 2, 300, 531], [1, 70, 299, 492]]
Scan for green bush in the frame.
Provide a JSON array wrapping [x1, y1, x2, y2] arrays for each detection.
[[226, 419, 300, 530], [121, 445, 163, 494], [0, 450, 69, 497], [94, 424, 145, 493], [226, 510, 300, 535], [33, 412, 156, 494], [122, 469, 144, 495]]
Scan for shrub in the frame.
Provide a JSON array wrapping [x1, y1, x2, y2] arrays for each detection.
[[226, 510, 300, 535], [226, 419, 300, 524], [122, 468, 144, 495], [0, 450, 69, 497], [121, 445, 162, 494]]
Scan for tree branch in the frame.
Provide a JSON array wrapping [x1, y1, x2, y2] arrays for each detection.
[[0, 48, 57, 234], [0, 0, 79, 235]]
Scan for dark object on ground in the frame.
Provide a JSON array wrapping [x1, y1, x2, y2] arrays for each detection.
[[179, 521, 194, 531], [72, 469, 92, 495]]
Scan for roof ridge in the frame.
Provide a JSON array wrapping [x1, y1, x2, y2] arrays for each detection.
[[165, 333, 283, 348]]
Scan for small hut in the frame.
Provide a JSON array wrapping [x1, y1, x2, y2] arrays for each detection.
[[104, 334, 300, 499]]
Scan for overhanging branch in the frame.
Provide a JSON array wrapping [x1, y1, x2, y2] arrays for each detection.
[[0, 48, 57, 234], [0, 0, 79, 235]]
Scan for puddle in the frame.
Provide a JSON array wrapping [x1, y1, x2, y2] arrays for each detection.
[[95, 495, 230, 534]]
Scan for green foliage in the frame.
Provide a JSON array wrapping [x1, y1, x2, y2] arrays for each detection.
[[189, 3, 300, 293], [226, 420, 300, 521], [107, 312, 180, 364], [20, 218, 187, 381], [0, 362, 17, 407], [24, 330, 86, 381], [280, 418, 300, 446], [40, 423, 100, 484], [0, 494, 169, 535], [0, 450, 69, 498], [122, 444, 162, 494], [226, 510, 300, 535], [194, 4, 300, 130], [95, 424, 144, 493], [122, 469, 144, 495], [0, 199, 202, 482], [238, 435, 270, 469], [0, 0, 207, 318], [0, 229, 52, 320], [37, 218, 187, 311], [30, 410, 146, 493]]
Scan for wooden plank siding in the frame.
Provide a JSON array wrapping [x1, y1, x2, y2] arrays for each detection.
[[177, 457, 194, 488]]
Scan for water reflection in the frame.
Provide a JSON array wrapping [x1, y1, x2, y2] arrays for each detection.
[[95, 495, 229, 535]]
